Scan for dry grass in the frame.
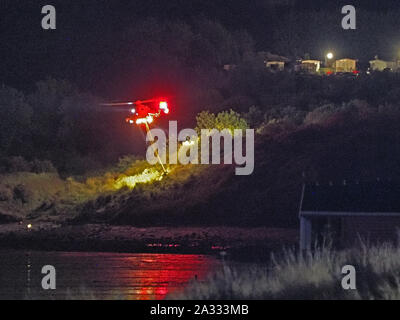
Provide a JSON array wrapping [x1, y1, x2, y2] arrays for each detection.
[[0, 154, 233, 224], [171, 243, 400, 300]]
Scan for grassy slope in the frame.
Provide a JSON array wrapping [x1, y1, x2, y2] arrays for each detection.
[[1, 111, 400, 228], [0, 159, 235, 225], [71, 113, 400, 227]]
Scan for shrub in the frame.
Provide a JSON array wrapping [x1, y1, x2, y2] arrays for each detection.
[[196, 109, 248, 135], [0, 86, 32, 154], [13, 184, 32, 203], [62, 155, 102, 175], [0, 157, 57, 174], [1, 156, 31, 173], [195, 111, 216, 133], [215, 109, 248, 133], [303, 103, 341, 126], [243, 106, 264, 128], [116, 155, 141, 172], [31, 159, 57, 173], [0, 185, 12, 201]]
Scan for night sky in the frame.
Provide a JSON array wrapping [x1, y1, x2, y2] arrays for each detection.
[[2, 0, 400, 96]]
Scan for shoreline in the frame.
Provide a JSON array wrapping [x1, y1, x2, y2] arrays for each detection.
[[0, 223, 298, 260]]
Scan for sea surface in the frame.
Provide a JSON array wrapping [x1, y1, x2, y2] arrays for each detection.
[[0, 250, 220, 300]]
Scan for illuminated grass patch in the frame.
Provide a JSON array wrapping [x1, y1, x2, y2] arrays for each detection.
[[114, 168, 165, 189]]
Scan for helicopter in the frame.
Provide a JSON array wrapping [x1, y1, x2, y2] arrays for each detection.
[[100, 98, 170, 173], [100, 98, 169, 126]]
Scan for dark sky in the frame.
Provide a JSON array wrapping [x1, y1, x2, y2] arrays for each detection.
[[1, 0, 400, 94]]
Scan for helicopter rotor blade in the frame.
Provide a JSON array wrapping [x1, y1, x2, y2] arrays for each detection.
[[100, 101, 135, 107]]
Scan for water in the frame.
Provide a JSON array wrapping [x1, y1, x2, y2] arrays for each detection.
[[0, 250, 220, 300]]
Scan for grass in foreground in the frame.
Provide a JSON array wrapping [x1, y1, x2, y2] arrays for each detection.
[[171, 242, 400, 300]]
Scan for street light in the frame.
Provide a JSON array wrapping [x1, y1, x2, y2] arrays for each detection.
[[325, 52, 334, 70]]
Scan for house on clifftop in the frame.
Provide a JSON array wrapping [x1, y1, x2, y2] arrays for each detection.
[[261, 52, 291, 72]]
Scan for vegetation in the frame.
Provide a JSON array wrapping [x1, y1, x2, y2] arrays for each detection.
[[0, 152, 233, 225], [2, 89, 400, 227], [3, 15, 400, 227], [4, 1, 400, 301], [196, 109, 248, 135], [172, 242, 400, 300], [5, 12, 400, 175]]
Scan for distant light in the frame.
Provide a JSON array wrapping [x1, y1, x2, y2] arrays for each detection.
[[27, 224, 32, 229], [327, 52, 334, 59], [129, 120, 134, 124], [127, 102, 134, 105], [130, 108, 136, 114]]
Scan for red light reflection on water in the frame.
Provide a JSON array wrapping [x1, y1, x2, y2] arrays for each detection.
[[54, 252, 220, 300], [131, 254, 217, 300]]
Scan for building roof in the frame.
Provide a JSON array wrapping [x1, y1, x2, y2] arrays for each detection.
[[335, 58, 357, 62], [301, 60, 321, 64], [369, 59, 388, 63], [266, 61, 285, 64], [300, 180, 400, 216], [260, 51, 290, 63]]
